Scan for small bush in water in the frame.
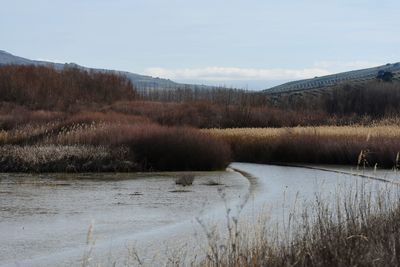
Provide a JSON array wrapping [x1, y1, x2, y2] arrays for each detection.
[[175, 174, 195, 186]]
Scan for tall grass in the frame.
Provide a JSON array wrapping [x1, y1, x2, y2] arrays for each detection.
[[0, 145, 135, 172], [3, 124, 400, 172], [0, 119, 231, 172], [43, 122, 231, 171], [197, 183, 400, 267], [123, 126, 231, 171], [206, 126, 400, 168]]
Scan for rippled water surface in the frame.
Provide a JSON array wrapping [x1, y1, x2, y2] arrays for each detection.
[[0, 171, 249, 266], [1, 164, 398, 266]]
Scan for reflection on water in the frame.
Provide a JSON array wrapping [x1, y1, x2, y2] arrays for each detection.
[[1, 164, 398, 266], [0, 171, 249, 266]]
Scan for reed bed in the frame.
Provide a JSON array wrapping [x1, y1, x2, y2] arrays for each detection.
[[0, 119, 230, 171], [205, 126, 400, 168], [206, 125, 400, 139], [0, 145, 136, 172]]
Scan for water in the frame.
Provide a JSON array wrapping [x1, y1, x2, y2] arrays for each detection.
[[0, 171, 249, 266], [1, 164, 399, 266]]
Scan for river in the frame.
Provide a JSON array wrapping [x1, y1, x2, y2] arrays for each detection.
[[0, 163, 398, 266]]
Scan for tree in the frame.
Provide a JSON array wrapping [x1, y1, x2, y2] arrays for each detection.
[[376, 70, 394, 82]]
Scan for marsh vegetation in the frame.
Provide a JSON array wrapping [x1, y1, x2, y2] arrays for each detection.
[[1, 64, 400, 266], [1, 65, 400, 172]]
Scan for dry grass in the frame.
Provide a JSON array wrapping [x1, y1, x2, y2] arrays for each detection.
[[205, 126, 400, 168], [0, 145, 136, 172], [0, 130, 8, 144], [0, 119, 231, 172], [205, 125, 400, 139], [196, 183, 400, 267], [118, 178, 400, 267]]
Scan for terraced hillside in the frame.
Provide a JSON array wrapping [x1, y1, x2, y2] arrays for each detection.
[[265, 62, 400, 94]]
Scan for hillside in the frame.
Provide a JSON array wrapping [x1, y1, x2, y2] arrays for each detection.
[[0, 50, 207, 90], [264, 62, 400, 94]]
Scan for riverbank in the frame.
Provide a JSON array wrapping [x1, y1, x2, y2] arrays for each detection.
[[197, 164, 400, 267], [2, 163, 398, 266], [0, 124, 230, 172], [1, 124, 400, 172]]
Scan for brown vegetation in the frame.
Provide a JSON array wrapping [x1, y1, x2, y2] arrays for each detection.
[[207, 126, 400, 168], [197, 184, 400, 267], [0, 65, 136, 110], [0, 145, 136, 172], [0, 112, 230, 172], [323, 82, 400, 117], [1, 64, 400, 171]]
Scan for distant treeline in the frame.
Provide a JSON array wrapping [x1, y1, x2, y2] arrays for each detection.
[[0, 65, 136, 110], [137, 81, 400, 126], [138, 87, 269, 106], [139, 79, 400, 117], [1, 64, 400, 127], [322, 83, 400, 117]]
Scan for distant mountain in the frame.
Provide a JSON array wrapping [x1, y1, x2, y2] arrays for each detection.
[[0, 50, 209, 90], [264, 63, 400, 94]]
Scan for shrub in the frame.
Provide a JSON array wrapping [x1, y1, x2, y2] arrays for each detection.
[[175, 174, 195, 186]]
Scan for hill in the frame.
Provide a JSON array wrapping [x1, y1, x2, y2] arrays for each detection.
[[0, 50, 210, 90], [264, 62, 400, 94]]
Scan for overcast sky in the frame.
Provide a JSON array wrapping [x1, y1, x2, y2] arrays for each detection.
[[1, 0, 399, 89]]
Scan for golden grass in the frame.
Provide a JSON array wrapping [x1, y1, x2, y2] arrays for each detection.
[[204, 125, 400, 140], [0, 130, 8, 144], [204, 125, 400, 168]]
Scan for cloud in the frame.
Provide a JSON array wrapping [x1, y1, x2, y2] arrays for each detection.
[[35, 58, 65, 64], [144, 66, 332, 81], [313, 60, 382, 70], [144, 60, 385, 82]]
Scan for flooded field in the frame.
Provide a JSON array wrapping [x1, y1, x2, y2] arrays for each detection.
[[1, 164, 399, 266], [0, 170, 249, 266]]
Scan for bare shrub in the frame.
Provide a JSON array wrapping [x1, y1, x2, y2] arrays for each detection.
[[175, 174, 195, 186], [0, 64, 136, 110]]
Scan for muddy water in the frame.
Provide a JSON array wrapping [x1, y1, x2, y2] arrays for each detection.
[[0, 171, 249, 266], [1, 164, 399, 266]]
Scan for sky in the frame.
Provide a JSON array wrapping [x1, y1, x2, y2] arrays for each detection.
[[1, 0, 399, 89]]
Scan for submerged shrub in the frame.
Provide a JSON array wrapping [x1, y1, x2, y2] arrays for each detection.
[[175, 174, 195, 186]]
